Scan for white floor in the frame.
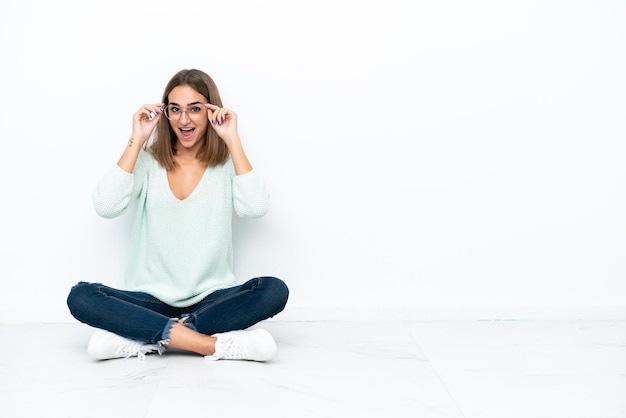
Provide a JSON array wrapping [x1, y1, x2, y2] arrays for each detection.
[[1, 320, 625, 418]]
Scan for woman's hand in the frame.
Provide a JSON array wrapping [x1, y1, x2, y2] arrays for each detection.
[[131, 103, 164, 146], [205, 104, 240, 147], [205, 103, 252, 174]]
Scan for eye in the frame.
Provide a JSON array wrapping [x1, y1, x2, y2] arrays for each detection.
[[170, 105, 181, 114], [190, 105, 204, 113]]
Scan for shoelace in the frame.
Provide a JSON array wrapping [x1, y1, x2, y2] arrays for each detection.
[[222, 344, 248, 360], [209, 337, 249, 360], [220, 339, 249, 360], [116, 340, 156, 360]]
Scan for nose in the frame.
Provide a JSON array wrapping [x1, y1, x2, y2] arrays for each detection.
[[178, 109, 191, 123]]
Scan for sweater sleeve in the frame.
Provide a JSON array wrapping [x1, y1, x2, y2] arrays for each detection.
[[92, 151, 148, 219], [232, 168, 271, 218]]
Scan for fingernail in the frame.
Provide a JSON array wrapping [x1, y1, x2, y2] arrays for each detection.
[[211, 119, 215, 124]]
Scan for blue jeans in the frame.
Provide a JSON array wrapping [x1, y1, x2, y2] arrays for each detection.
[[67, 277, 289, 350]]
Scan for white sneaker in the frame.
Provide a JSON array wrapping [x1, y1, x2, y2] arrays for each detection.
[[205, 329, 277, 362], [87, 329, 159, 360]]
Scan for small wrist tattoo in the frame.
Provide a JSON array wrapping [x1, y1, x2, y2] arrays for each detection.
[[128, 137, 135, 147]]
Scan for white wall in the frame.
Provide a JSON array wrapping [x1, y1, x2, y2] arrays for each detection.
[[1, 0, 625, 323]]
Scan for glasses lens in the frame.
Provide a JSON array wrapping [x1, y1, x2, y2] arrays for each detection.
[[164, 104, 206, 120], [164, 105, 179, 120], [189, 104, 205, 116]]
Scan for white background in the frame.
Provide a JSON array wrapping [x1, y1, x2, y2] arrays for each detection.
[[0, 0, 625, 322]]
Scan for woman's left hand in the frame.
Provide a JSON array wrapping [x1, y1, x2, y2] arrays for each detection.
[[205, 104, 239, 146]]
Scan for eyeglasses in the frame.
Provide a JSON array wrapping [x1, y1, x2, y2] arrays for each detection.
[[163, 103, 208, 120]]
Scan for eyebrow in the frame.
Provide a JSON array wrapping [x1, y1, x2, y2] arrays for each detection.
[[169, 101, 203, 106]]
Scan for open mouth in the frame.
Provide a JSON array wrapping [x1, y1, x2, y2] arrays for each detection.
[[179, 127, 195, 140]]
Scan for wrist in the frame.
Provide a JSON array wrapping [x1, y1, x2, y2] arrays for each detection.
[[128, 134, 148, 147], [223, 133, 241, 146]]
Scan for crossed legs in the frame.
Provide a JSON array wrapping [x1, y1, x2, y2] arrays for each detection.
[[67, 277, 289, 358]]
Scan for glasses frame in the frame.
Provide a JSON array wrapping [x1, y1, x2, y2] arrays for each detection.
[[163, 103, 209, 121]]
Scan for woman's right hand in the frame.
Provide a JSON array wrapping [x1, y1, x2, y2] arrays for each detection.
[[131, 103, 164, 145]]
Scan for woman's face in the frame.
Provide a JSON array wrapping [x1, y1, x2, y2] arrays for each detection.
[[166, 85, 209, 151]]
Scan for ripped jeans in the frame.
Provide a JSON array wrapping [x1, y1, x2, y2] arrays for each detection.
[[67, 277, 289, 352]]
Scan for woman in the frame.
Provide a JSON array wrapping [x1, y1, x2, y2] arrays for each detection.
[[67, 69, 289, 362]]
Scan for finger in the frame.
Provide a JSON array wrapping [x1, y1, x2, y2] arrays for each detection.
[[204, 104, 216, 123], [150, 104, 165, 120], [215, 108, 226, 125], [217, 108, 234, 122], [142, 104, 165, 121], [205, 104, 225, 125]]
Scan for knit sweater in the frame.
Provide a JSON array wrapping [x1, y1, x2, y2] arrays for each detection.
[[92, 149, 270, 307]]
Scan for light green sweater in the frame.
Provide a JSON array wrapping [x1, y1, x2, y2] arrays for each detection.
[[92, 149, 270, 307]]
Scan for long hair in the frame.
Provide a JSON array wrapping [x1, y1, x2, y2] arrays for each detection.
[[150, 69, 229, 169]]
